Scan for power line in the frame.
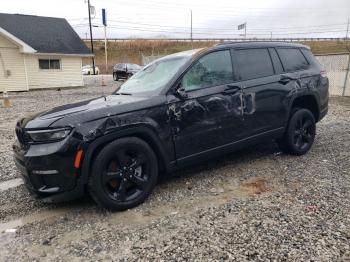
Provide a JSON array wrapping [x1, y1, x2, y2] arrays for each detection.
[[71, 22, 348, 35], [72, 23, 347, 36], [110, 0, 346, 11], [72, 19, 348, 33]]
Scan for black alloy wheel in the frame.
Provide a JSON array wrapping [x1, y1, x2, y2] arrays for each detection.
[[88, 137, 158, 211], [103, 149, 149, 202], [278, 108, 316, 155], [292, 115, 314, 151]]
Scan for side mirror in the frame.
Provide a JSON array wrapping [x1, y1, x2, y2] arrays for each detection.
[[174, 83, 188, 99]]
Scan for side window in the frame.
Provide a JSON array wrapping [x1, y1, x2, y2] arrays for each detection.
[[269, 48, 284, 74], [182, 50, 233, 91], [276, 48, 309, 72], [233, 48, 274, 81], [39, 59, 61, 70]]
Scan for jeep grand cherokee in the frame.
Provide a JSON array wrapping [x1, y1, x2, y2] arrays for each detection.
[[13, 42, 329, 211]]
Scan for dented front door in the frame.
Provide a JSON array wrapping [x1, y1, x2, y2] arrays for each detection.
[[167, 49, 245, 160], [168, 85, 245, 160]]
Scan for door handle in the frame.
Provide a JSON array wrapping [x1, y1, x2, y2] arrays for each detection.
[[279, 77, 291, 85], [222, 84, 241, 95], [279, 74, 299, 85]]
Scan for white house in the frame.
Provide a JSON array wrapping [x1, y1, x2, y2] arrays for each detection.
[[0, 13, 93, 92]]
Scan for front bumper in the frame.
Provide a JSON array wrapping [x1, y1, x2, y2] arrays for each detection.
[[12, 137, 85, 202]]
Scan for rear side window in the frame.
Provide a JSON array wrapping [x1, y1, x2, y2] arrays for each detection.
[[276, 48, 309, 72], [233, 48, 274, 81], [182, 50, 233, 91]]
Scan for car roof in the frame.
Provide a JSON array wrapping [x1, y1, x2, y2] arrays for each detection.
[[160, 48, 204, 60], [212, 41, 310, 50]]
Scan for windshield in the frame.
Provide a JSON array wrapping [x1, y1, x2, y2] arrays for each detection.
[[116, 56, 190, 95], [82, 65, 91, 69]]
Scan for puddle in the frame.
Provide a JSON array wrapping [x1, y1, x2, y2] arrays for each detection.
[[105, 183, 261, 228], [0, 209, 68, 233], [0, 176, 273, 254], [0, 178, 24, 192]]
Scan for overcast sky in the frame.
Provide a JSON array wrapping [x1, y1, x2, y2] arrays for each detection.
[[2, 0, 350, 39]]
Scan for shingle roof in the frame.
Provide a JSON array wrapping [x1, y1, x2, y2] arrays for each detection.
[[0, 13, 92, 55]]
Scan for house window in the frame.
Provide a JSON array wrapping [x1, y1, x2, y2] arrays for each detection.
[[39, 59, 61, 69]]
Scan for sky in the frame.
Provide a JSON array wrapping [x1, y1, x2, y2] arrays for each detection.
[[1, 0, 350, 39]]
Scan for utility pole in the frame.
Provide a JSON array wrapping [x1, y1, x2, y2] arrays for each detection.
[[102, 8, 108, 74], [190, 10, 193, 46], [270, 32, 272, 40], [346, 17, 349, 39], [87, 0, 95, 75]]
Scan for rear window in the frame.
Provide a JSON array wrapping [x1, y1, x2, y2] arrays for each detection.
[[276, 48, 309, 72], [233, 48, 274, 81]]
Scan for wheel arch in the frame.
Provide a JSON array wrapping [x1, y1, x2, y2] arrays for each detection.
[[80, 127, 173, 184], [289, 94, 320, 122]]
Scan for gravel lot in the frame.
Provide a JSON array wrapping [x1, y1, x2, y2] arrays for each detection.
[[0, 75, 117, 182], [0, 78, 349, 261]]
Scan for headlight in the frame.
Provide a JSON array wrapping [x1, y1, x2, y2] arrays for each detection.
[[27, 128, 71, 142]]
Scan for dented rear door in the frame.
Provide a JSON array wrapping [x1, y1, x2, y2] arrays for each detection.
[[232, 48, 289, 137]]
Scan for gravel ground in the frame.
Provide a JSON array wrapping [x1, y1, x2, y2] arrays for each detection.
[[0, 80, 349, 261]]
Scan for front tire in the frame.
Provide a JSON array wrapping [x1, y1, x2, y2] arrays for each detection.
[[277, 108, 316, 155], [113, 73, 118, 81], [88, 137, 158, 211]]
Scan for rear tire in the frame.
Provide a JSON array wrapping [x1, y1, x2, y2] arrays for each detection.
[[88, 137, 158, 211], [277, 108, 316, 155]]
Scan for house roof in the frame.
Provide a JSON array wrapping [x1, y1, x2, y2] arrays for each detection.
[[0, 13, 92, 55]]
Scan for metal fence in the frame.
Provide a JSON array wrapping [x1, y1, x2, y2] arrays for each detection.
[[315, 53, 350, 96]]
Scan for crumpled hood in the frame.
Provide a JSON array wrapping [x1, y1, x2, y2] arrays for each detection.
[[22, 94, 163, 129]]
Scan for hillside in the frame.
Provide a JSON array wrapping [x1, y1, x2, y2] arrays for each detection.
[[83, 40, 350, 74]]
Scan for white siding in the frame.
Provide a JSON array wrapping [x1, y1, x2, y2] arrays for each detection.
[[25, 55, 83, 89], [0, 35, 28, 92]]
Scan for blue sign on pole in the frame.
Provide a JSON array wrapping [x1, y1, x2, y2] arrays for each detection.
[[102, 8, 107, 26]]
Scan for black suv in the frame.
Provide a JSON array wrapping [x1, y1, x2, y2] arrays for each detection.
[[13, 42, 328, 211], [113, 63, 141, 81]]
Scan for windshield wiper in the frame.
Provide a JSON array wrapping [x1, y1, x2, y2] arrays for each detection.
[[115, 92, 132, 96]]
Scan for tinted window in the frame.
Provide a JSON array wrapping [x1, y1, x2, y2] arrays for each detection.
[[233, 48, 274, 81], [182, 50, 233, 91], [276, 48, 309, 72]]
